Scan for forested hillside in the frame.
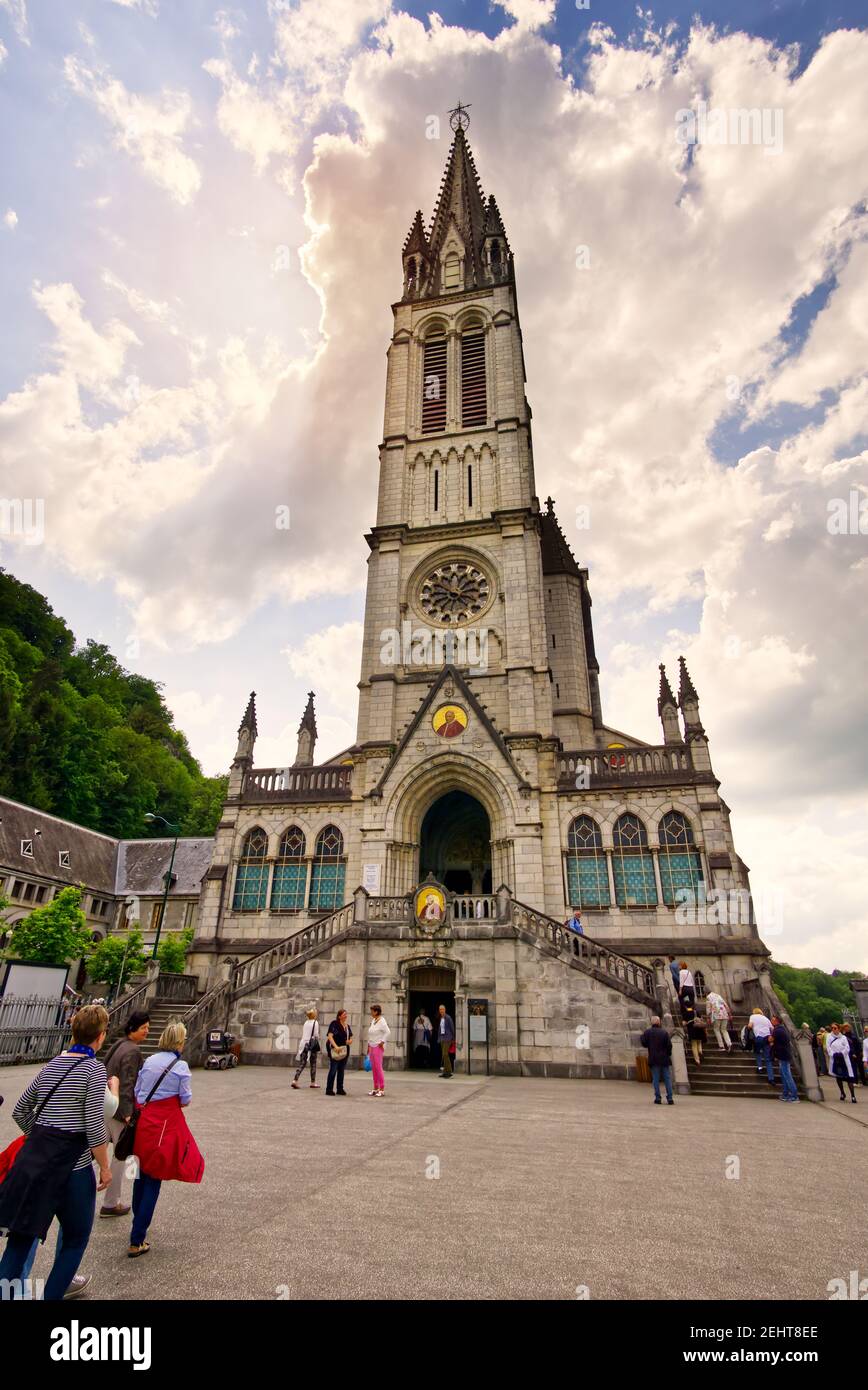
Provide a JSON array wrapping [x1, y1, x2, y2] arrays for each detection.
[[0, 569, 227, 838], [771, 961, 865, 1031]]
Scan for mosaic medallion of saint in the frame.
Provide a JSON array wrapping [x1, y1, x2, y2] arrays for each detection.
[[432, 704, 468, 739]]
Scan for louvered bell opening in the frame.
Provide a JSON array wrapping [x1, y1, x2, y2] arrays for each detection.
[[461, 332, 486, 427], [422, 339, 447, 433]]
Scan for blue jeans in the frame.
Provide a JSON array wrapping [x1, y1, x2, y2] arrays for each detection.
[[778, 1059, 798, 1099], [0, 1164, 95, 1301], [130, 1172, 162, 1247], [651, 1064, 673, 1101], [756, 1037, 774, 1081]]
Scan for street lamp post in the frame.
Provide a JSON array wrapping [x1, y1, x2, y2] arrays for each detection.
[[145, 813, 181, 962]]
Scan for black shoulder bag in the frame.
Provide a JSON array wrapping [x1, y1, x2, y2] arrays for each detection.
[[114, 1057, 179, 1161]]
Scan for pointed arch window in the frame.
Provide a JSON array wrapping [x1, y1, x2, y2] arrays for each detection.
[[658, 811, 704, 906], [309, 825, 346, 912], [612, 814, 657, 907], [270, 826, 307, 912], [422, 336, 447, 434], [232, 827, 269, 911], [461, 329, 486, 427], [566, 815, 610, 908]]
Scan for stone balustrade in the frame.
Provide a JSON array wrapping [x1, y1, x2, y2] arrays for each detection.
[[241, 764, 353, 802], [558, 745, 694, 789]]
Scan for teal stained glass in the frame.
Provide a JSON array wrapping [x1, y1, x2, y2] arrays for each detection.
[[309, 862, 345, 911], [612, 852, 657, 907], [232, 863, 269, 911], [660, 851, 704, 906], [567, 854, 610, 907], [271, 862, 307, 911]]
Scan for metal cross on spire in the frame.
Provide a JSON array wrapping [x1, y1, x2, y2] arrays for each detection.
[[448, 101, 471, 132]]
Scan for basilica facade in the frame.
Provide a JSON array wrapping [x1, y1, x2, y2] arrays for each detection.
[[188, 114, 771, 1077]]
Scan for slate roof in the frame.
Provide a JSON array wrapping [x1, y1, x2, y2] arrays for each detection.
[[114, 838, 215, 897]]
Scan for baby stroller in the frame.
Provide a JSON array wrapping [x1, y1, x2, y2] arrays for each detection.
[[205, 1029, 239, 1070]]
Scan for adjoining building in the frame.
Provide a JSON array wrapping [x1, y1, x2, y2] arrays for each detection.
[[0, 796, 211, 991]]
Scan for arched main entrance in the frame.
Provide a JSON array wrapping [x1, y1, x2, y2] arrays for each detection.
[[407, 963, 456, 1071], [419, 790, 492, 894]]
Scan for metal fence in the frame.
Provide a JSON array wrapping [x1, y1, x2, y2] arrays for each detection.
[[0, 1025, 68, 1065], [0, 994, 70, 1029]]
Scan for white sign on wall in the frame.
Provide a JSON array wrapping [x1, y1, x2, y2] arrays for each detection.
[[362, 864, 381, 895]]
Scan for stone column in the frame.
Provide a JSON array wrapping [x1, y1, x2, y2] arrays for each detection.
[[794, 1026, 824, 1103], [494, 937, 520, 1075], [343, 938, 368, 1072], [671, 1029, 690, 1095]]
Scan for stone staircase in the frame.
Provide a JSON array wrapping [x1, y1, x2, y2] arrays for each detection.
[[684, 1017, 804, 1099]]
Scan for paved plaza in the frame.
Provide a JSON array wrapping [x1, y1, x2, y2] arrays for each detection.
[[1, 1064, 865, 1301]]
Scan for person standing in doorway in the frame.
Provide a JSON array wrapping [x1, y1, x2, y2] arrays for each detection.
[[412, 1008, 432, 1066], [101, 1011, 150, 1218], [749, 1008, 775, 1085], [770, 1015, 799, 1102], [325, 1011, 352, 1096], [640, 1016, 674, 1105], [367, 1006, 390, 1097], [437, 1004, 455, 1078], [291, 1009, 321, 1090]]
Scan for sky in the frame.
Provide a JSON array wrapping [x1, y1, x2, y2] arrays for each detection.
[[0, 0, 866, 972]]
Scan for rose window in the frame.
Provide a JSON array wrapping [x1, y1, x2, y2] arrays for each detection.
[[418, 562, 491, 625]]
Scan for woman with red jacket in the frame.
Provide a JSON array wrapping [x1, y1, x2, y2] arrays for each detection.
[[128, 1021, 204, 1259]]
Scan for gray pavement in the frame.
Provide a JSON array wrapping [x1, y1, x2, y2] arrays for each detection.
[[1, 1062, 866, 1301]]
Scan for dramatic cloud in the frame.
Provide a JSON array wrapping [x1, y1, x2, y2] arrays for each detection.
[[2, 6, 867, 966]]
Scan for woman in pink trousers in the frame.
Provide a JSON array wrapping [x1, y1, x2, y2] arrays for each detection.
[[367, 1005, 391, 1098]]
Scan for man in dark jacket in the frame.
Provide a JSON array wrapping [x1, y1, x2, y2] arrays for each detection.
[[437, 1004, 456, 1078], [640, 1016, 674, 1105], [842, 1024, 866, 1086], [101, 1011, 150, 1215], [770, 1015, 799, 1102]]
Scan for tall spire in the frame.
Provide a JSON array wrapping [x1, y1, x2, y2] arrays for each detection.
[[657, 664, 681, 745], [294, 691, 317, 768], [427, 124, 488, 287], [228, 691, 257, 798], [678, 656, 706, 741]]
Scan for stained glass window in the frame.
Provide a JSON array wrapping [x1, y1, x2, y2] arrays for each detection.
[[658, 811, 704, 906], [309, 825, 346, 912], [232, 827, 269, 911], [566, 815, 610, 908], [271, 826, 307, 912], [612, 814, 657, 908]]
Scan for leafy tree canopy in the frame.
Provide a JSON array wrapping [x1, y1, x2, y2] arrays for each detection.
[[771, 961, 865, 1032], [0, 570, 226, 839], [87, 928, 148, 992], [6, 885, 92, 966]]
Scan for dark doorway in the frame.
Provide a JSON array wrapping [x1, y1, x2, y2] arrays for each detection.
[[407, 966, 456, 1070], [419, 790, 492, 893]]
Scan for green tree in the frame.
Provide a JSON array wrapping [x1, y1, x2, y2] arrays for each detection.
[[771, 961, 865, 1032], [157, 927, 194, 975], [7, 885, 92, 966], [87, 928, 148, 994]]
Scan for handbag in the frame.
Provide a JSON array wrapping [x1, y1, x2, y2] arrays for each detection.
[[306, 1021, 321, 1055], [331, 1042, 348, 1061], [114, 1057, 179, 1162], [363, 1054, 372, 1072]]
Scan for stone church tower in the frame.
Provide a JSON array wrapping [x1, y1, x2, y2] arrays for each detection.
[[189, 109, 774, 1079]]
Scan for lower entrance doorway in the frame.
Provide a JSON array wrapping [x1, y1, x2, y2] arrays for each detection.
[[407, 965, 456, 1071]]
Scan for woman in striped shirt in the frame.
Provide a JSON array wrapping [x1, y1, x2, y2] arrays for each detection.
[[0, 1004, 112, 1301]]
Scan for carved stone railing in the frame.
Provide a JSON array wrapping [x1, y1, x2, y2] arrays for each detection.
[[512, 898, 658, 1005], [105, 966, 160, 1039], [242, 764, 353, 802], [450, 894, 497, 921], [231, 902, 355, 998], [156, 973, 198, 1005], [558, 745, 694, 789], [367, 896, 412, 923]]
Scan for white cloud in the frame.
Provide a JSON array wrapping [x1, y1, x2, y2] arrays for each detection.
[[64, 56, 202, 204], [0, 0, 28, 44], [3, 208, 17, 229], [108, 0, 159, 14], [491, 0, 556, 32]]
